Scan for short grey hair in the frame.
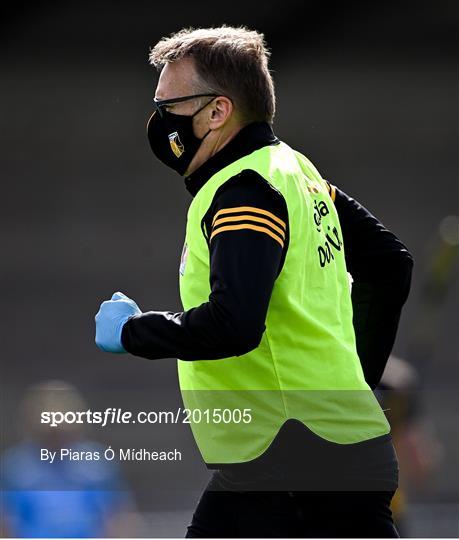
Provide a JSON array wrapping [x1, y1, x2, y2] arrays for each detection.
[[149, 25, 276, 123]]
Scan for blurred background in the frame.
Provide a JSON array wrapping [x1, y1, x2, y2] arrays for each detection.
[[1, 0, 457, 537]]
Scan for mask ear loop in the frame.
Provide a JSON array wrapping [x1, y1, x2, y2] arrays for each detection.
[[146, 110, 157, 131], [191, 97, 217, 141]]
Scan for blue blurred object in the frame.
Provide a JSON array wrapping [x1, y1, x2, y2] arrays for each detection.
[[1, 440, 130, 538], [95, 291, 141, 353]]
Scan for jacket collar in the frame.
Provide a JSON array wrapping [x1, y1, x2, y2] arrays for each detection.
[[184, 121, 279, 197]]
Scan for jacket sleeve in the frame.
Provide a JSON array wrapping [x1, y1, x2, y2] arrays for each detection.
[[326, 181, 414, 389], [121, 170, 288, 361]]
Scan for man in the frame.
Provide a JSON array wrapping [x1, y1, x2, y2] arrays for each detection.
[[95, 26, 413, 537]]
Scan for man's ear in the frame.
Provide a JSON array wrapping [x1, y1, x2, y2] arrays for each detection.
[[208, 96, 233, 129]]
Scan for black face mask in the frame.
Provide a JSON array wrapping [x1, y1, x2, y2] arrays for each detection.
[[147, 93, 218, 175]]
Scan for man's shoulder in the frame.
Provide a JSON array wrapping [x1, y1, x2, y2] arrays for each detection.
[[200, 169, 289, 246], [203, 169, 287, 223], [213, 169, 286, 208]]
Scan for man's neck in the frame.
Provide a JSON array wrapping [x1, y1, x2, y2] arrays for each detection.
[[185, 123, 244, 177], [184, 121, 279, 197]]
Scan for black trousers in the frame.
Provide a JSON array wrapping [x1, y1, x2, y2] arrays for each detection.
[[186, 424, 399, 537], [185, 486, 399, 538]]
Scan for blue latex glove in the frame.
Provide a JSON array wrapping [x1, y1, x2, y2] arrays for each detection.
[[95, 291, 141, 353]]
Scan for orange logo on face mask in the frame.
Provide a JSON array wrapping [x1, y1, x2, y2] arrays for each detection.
[[168, 131, 185, 158]]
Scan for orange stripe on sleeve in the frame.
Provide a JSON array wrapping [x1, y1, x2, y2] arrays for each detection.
[[325, 181, 336, 202], [209, 223, 285, 248], [213, 214, 286, 239], [212, 206, 286, 230], [330, 184, 336, 202]]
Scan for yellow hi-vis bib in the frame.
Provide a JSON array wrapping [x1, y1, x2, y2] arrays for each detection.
[[177, 142, 390, 465]]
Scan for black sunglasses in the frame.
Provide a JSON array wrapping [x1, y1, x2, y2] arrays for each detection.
[[153, 93, 218, 118]]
